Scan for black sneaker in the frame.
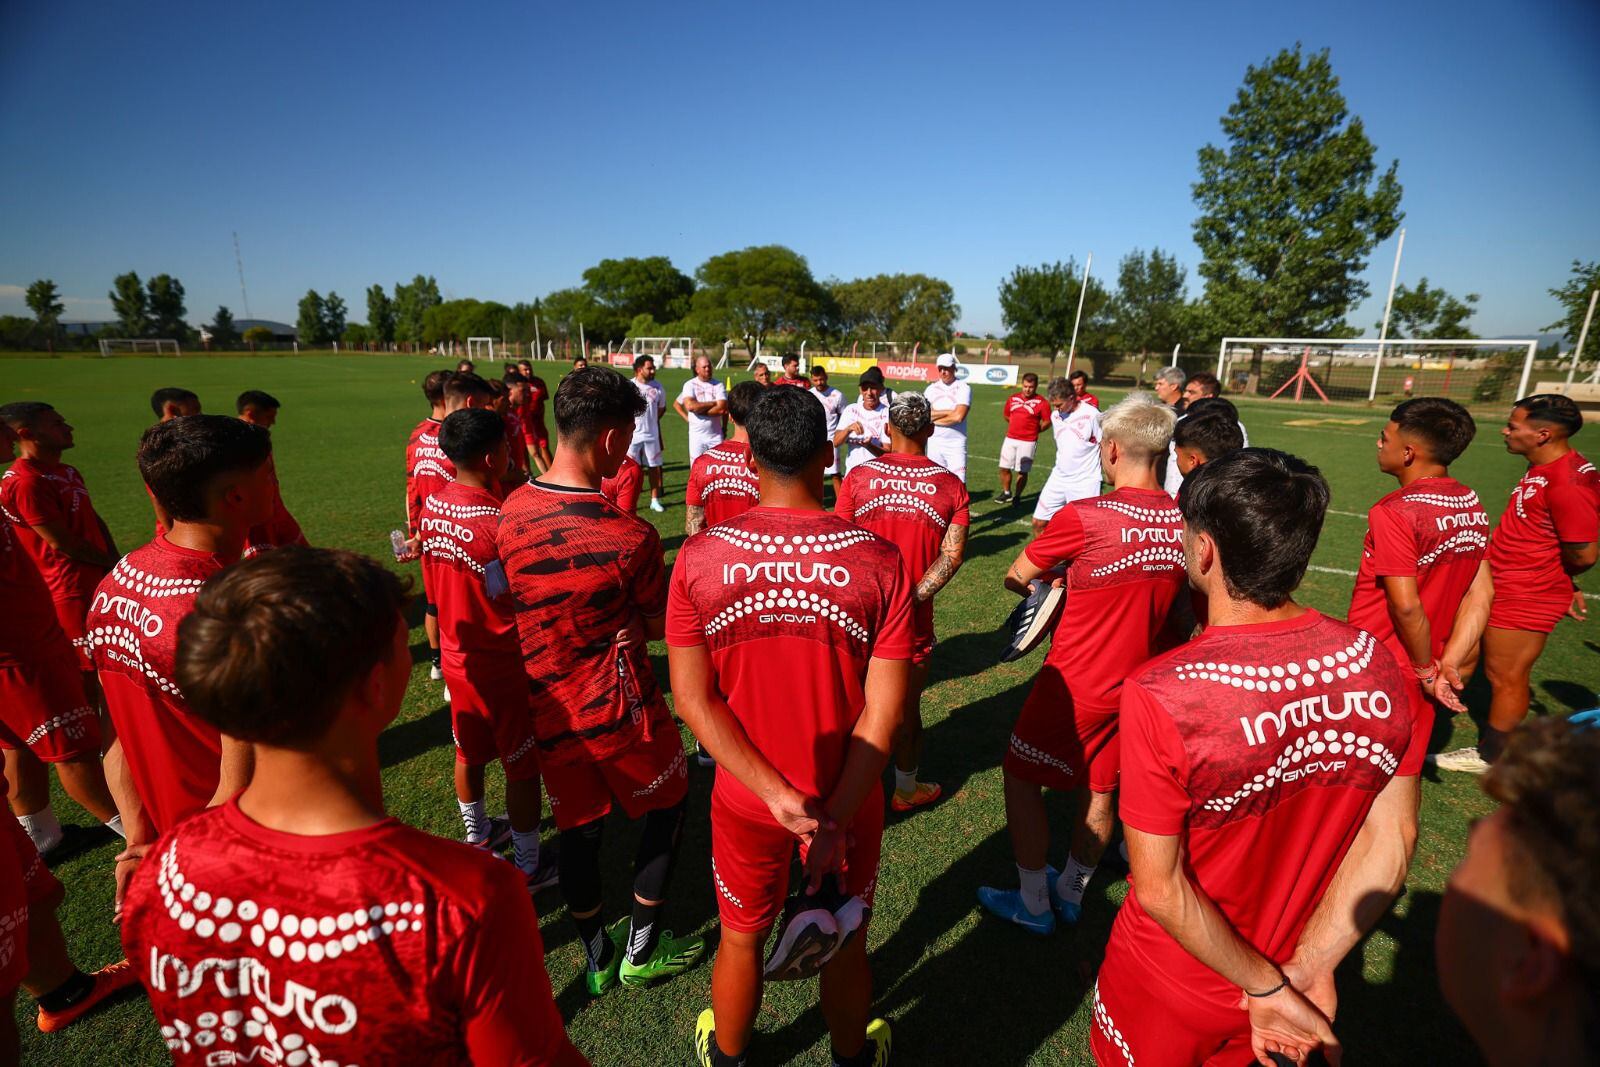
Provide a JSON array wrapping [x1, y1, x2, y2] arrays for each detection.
[[763, 882, 840, 981], [816, 873, 871, 956], [468, 815, 514, 854]]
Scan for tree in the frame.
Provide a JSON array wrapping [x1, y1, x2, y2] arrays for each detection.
[[25, 279, 63, 333], [297, 290, 327, 345], [1192, 45, 1403, 390], [1112, 249, 1190, 383], [109, 271, 149, 337], [540, 288, 609, 346], [242, 325, 273, 350], [366, 284, 396, 344], [828, 274, 960, 349], [1544, 260, 1600, 348], [342, 323, 372, 347], [322, 291, 348, 341], [392, 275, 441, 344], [582, 256, 695, 329], [146, 274, 188, 339], [998, 259, 1110, 373], [690, 245, 830, 354], [1381, 278, 1478, 339], [208, 306, 238, 346]]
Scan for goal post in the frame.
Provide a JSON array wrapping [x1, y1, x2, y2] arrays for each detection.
[[1216, 336, 1539, 406], [628, 336, 695, 370], [98, 338, 181, 357], [466, 337, 497, 362]]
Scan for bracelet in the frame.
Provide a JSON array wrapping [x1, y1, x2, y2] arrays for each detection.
[[1246, 977, 1287, 999]]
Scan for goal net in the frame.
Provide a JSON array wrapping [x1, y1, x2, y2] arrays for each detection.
[[1216, 337, 1540, 406], [467, 337, 498, 362], [99, 338, 181, 357]]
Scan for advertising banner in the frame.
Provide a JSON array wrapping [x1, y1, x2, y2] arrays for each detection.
[[811, 356, 1019, 387], [607, 353, 633, 367], [960, 363, 1019, 386], [810, 355, 875, 377]]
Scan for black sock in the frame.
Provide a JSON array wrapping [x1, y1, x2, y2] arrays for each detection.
[[832, 1041, 876, 1067], [573, 911, 612, 972], [711, 1042, 748, 1067], [626, 899, 661, 965], [1480, 726, 1511, 763], [36, 969, 94, 1012]]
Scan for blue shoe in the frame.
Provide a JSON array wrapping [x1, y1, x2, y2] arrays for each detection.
[[976, 886, 1056, 936], [1043, 864, 1084, 925]]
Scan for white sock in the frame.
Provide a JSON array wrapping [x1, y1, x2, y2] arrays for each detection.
[[458, 799, 487, 842], [1017, 864, 1049, 916], [894, 767, 918, 794], [1056, 855, 1097, 906], [512, 829, 541, 875], [19, 806, 63, 854], [105, 813, 126, 839]]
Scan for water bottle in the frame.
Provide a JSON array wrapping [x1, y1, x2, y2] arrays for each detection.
[[390, 529, 409, 561]]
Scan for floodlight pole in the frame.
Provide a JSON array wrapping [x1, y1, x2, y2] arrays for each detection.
[[1564, 288, 1597, 387], [1170, 343, 1181, 367], [1065, 253, 1092, 377], [534, 315, 542, 359], [1368, 228, 1406, 402]]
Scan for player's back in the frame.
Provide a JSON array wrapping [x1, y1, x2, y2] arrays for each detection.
[[1048, 404, 1101, 488], [686, 441, 760, 526], [666, 508, 913, 809], [498, 480, 668, 766], [836, 454, 969, 582], [421, 482, 517, 664], [0, 520, 63, 659], [1, 456, 108, 600], [122, 801, 581, 1066]]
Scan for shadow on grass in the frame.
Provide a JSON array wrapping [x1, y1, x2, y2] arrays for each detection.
[[378, 703, 450, 768]]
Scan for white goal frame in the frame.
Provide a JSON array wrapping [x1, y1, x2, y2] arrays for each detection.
[[467, 337, 498, 362], [629, 336, 695, 369], [1218, 336, 1539, 401], [99, 338, 181, 357]]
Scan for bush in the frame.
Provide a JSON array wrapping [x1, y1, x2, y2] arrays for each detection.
[[242, 326, 274, 349]]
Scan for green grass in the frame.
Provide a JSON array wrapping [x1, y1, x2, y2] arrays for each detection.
[[6, 355, 1594, 1065]]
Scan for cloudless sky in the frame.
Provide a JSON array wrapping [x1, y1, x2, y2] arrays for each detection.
[[2, 0, 1596, 339]]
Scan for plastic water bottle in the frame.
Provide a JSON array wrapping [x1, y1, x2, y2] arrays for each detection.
[[389, 529, 409, 561]]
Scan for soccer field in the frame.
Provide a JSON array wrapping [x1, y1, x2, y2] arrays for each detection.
[[5, 354, 1594, 1066]]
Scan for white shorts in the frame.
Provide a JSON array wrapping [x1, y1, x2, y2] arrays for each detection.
[[629, 439, 663, 468], [999, 437, 1038, 473], [1033, 473, 1101, 523], [688, 435, 722, 465], [926, 436, 967, 482]]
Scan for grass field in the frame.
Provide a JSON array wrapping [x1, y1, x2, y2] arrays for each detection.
[[5, 354, 1595, 1066]]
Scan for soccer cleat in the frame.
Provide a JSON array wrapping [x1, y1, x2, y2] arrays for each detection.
[[524, 849, 560, 894], [620, 929, 707, 987], [649, 497, 666, 513], [429, 662, 444, 681], [36, 959, 141, 1033], [976, 885, 1056, 936], [993, 492, 1012, 504], [854, 1018, 892, 1067], [1429, 746, 1491, 774], [891, 781, 942, 812], [695, 742, 716, 768], [586, 920, 630, 996], [467, 816, 513, 853], [1047, 864, 1086, 925], [999, 580, 1067, 663], [830, 892, 871, 958], [694, 1008, 718, 1067], [764, 889, 841, 981]]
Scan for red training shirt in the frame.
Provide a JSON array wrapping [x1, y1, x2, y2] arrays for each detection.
[[1002, 393, 1051, 443], [1488, 450, 1600, 602], [0, 519, 67, 669], [504, 412, 529, 474], [420, 482, 521, 683], [405, 418, 454, 534], [685, 441, 760, 527], [0, 456, 112, 603], [122, 800, 587, 1067], [601, 456, 643, 514], [520, 382, 550, 445], [666, 508, 915, 815]]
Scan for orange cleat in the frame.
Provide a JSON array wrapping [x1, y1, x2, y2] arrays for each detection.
[[891, 781, 943, 812], [36, 959, 142, 1033]]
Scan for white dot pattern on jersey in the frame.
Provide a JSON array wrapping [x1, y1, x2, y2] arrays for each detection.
[[1417, 529, 1490, 567], [23, 704, 96, 746], [411, 459, 453, 482], [705, 589, 868, 643], [0, 502, 19, 524], [632, 748, 686, 798], [88, 624, 182, 696], [157, 840, 425, 961], [860, 459, 956, 480], [702, 477, 759, 498], [1008, 733, 1075, 778], [422, 494, 499, 520], [1090, 546, 1185, 577], [1172, 630, 1378, 693], [0, 905, 27, 974], [106, 557, 207, 599], [852, 493, 950, 529], [420, 538, 485, 576], [160, 1006, 344, 1066], [711, 857, 744, 908], [1403, 490, 1482, 509], [1094, 498, 1181, 524], [1093, 981, 1135, 1065], [1202, 728, 1400, 815], [706, 527, 875, 556], [503, 733, 538, 769]]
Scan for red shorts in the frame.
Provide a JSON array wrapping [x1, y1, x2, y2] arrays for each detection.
[[1004, 670, 1119, 793], [911, 602, 935, 668], [541, 721, 687, 831], [442, 661, 539, 781], [1091, 951, 1250, 1066], [710, 780, 884, 934], [524, 428, 549, 449], [1487, 588, 1573, 634], [0, 810, 62, 995], [0, 639, 101, 761], [51, 595, 93, 672]]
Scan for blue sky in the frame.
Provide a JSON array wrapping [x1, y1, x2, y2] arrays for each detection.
[[2, 0, 1596, 340]]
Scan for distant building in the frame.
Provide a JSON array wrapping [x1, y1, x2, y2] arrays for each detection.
[[60, 321, 115, 337], [234, 319, 298, 342]]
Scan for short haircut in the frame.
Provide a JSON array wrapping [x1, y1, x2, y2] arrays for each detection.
[[1179, 448, 1329, 608], [439, 408, 505, 462], [138, 415, 273, 523], [1022, 372, 1039, 385], [1067, 370, 1087, 385], [176, 547, 410, 748], [1186, 371, 1221, 397], [810, 365, 828, 379], [858, 371, 880, 388], [502, 367, 525, 383], [444, 371, 492, 406], [456, 359, 475, 372], [1184, 396, 1241, 425], [422, 370, 454, 405], [1391, 397, 1476, 465], [782, 353, 799, 367], [553, 367, 645, 445], [235, 389, 280, 415], [1101, 394, 1177, 462], [1515, 393, 1584, 438], [1173, 413, 1245, 461], [0, 401, 53, 431], [889, 393, 932, 438], [861, 366, 885, 384], [150, 387, 199, 417], [727, 381, 764, 427], [1047, 377, 1073, 402], [1155, 366, 1186, 388], [572, 356, 588, 366], [748, 385, 826, 477], [633, 354, 655, 372]]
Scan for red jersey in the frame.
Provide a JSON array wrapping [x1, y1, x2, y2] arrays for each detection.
[[665, 508, 915, 813], [121, 800, 586, 1067], [245, 463, 308, 558], [1111, 610, 1417, 1007], [504, 412, 529, 474], [1346, 477, 1489, 663], [520, 381, 550, 444], [601, 456, 643, 513], [1488, 450, 1600, 600], [497, 480, 670, 766], [1024, 487, 1186, 711], [405, 418, 454, 534], [774, 374, 811, 390], [0, 456, 112, 603], [87, 537, 228, 833], [1078, 390, 1100, 408], [420, 483, 520, 673], [685, 441, 760, 527], [1002, 393, 1051, 442], [0, 520, 64, 669]]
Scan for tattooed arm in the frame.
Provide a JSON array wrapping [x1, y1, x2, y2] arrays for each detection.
[[915, 522, 967, 603], [685, 504, 707, 537]]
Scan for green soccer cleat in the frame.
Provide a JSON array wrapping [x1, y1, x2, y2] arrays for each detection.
[[860, 1018, 892, 1066], [584, 919, 629, 997], [619, 928, 707, 987]]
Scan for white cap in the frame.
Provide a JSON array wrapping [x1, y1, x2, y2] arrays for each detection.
[[935, 352, 958, 368]]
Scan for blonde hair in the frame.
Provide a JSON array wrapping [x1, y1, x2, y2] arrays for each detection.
[[1100, 393, 1176, 462]]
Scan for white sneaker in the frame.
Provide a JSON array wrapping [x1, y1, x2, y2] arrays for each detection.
[[443, 684, 452, 704], [1429, 746, 1490, 774], [429, 663, 444, 681], [649, 498, 665, 513]]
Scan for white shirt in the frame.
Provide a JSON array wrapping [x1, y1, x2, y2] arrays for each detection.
[[838, 400, 891, 473], [633, 378, 666, 443], [924, 379, 972, 441], [812, 384, 846, 434], [1047, 403, 1102, 494], [677, 377, 727, 444]]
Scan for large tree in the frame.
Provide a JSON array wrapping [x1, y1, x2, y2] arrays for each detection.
[[1112, 249, 1190, 383], [297, 290, 327, 345], [146, 274, 188, 339], [208, 306, 238, 345], [25, 279, 63, 350], [1544, 260, 1600, 352], [582, 256, 695, 328], [1193, 45, 1403, 389], [109, 271, 149, 337], [393, 275, 441, 344], [1381, 278, 1478, 339], [690, 245, 830, 354], [539, 288, 609, 346], [366, 284, 396, 344], [322, 291, 348, 341], [998, 258, 1110, 373], [829, 273, 959, 349]]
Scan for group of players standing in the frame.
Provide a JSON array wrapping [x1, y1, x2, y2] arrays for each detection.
[[0, 349, 1594, 1065]]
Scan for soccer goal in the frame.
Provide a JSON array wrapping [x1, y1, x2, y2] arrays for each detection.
[[629, 336, 695, 370], [99, 338, 181, 357], [467, 337, 499, 362], [1216, 337, 1540, 406]]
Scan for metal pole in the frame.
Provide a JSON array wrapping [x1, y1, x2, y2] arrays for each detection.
[[1368, 228, 1406, 401], [1065, 253, 1092, 376], [1563, 288, 1597, 387], [534, 315, 541, 359], [1216, 338, 1229, 380], [1516, 340, 1538, 400], [1170, 343, 1181, 367]]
